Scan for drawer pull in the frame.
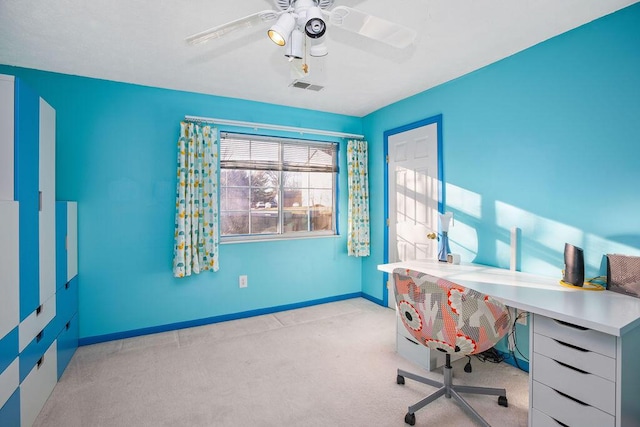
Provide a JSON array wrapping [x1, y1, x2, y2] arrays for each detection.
[[65, 282, 70, 290], [36, 330, 44, 343], [551, 417, 569, 427], [554, 319, 589, 331], [405, 337, 420, 346], [37, 356, 44, 369], [553, 338, 588, 352], [553, 388, 589, 406], [36, 305, 43, 315], [66, 321, 71, 330], [554, 359, 589, 374]]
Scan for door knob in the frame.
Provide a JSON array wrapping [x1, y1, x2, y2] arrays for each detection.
[[427, 232, 437, 240]]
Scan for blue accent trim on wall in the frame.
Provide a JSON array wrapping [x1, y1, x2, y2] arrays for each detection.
[[14, 78, 41, 321], [361, 292, 384, 307], [79, 292, 363, 346], [381, 114, 444, 306]]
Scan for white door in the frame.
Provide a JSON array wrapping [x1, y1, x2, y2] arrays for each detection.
[[387, 120, 440, 309]]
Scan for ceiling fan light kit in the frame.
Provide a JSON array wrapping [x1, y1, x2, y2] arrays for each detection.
[[186, 0, 417, 80], [285, 29, 304, 59], [304, 6, 327, 38], [268, 12, 296, 46]]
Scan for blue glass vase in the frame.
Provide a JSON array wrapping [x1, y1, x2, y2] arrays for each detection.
[[438, 231, 450, 262]]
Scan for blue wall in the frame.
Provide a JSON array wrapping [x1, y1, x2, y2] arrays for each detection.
[[0, 66, 364, 341], [362, 2, 640, 299]]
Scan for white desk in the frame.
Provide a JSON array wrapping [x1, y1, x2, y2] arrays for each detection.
[[378, 259, 640, 427]]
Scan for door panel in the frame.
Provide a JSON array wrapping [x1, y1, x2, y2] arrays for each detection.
[[387, 121, 440, 308]]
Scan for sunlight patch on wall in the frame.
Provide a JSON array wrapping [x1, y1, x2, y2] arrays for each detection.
[[446, 183, 482, 219], [448, 217, 478, 260]]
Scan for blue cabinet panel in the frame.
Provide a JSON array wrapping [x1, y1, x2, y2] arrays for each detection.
[[0, 328, 18, 375], [56, 202, 68, 291], [0, 388, 20, 427], [15, 78, 40, 321], [54, 276, 78, 335], [57, 313, 78, 380], [18, 319, 57, 383]]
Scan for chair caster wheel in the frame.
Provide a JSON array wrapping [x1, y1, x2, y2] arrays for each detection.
[[498, 395, 508, 407], [404, 412, 416, 425], [397, 375, 405, 385]]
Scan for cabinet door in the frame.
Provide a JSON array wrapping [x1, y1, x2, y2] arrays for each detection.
[[39, 98, 56, 304], [0, 202, 19, 342], [0, 74, 14, 201], [55, 202, 68, 291], [15, 79, 40, 321], [67, 202, 78, 281]]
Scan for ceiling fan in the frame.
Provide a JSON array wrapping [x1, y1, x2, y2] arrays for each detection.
[[185, 0, 417, 61]]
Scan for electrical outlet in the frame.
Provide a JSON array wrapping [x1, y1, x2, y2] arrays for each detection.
[[239, 275, 248, 288]]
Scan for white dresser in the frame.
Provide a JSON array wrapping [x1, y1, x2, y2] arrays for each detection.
[[0, 74, 79, 427], [530, 314, 637, 427]]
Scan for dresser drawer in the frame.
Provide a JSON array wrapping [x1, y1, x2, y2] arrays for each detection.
[[20, 340, 57, 427], [534, 315, 615, 358], [396, 315, 460, 371], [57, 313, 78, 379], [532, 380, 614, 427], [55, 276, 78, 334], [19, 316, 59, 382], [0, 358, 18, 409], [397, 326, 433, 370], [533, 352, 615, 415], [18, 292, 56, 352], [533, 333, 615, 381], [532, 408, 573, 427]]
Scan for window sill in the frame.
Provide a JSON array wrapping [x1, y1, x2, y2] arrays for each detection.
[[221, 232, 339, 245]]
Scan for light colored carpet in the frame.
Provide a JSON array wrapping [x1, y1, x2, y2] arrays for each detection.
[[34, 298, 528, 426]]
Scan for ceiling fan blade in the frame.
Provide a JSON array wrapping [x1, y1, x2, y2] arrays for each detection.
[[329, 6, 417, 49], [186, 10, 279, 45]]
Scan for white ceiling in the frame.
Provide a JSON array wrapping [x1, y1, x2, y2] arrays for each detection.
[[0, 0, 637, 117]]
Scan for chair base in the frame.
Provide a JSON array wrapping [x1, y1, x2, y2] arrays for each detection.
[[397, 355, 508, 427]]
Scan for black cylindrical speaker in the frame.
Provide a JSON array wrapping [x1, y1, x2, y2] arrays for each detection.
[[563, 243, 585, 287]]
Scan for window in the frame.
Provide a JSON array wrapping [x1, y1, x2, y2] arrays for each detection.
[[219, 132, 338, 241]]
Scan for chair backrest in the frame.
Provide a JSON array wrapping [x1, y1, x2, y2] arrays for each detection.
[[393, 268, 511, 356]]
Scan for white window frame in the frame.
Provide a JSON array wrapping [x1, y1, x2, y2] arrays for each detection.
[[219, 132, 338, 243]]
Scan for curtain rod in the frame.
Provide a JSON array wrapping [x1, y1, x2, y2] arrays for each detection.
[[184, 115, 364, 140]]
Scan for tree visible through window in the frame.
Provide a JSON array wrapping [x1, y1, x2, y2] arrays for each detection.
[[220, 132, 337, 240]]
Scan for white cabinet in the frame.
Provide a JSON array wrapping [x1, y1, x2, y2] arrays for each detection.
[[0, 202, 19, 343], [38, 99, 56, 306], [0, 75, 14, 201], [19, 342, 57, 427], [530, 313, 640, 427], [0, 73, 77, 427]]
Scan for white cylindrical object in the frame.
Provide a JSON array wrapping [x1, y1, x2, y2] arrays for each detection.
[[447, 253, 460, 265], [510, 226, 519, 271]]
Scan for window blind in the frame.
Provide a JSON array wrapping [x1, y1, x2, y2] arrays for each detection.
[[220, 132, 337, 173]]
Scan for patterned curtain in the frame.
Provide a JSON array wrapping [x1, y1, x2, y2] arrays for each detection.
[[347, 139, 370, 257], [173, 122, 219, 277]]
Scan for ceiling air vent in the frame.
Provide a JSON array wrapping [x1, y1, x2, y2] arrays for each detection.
[[290, 80, 324, 92]]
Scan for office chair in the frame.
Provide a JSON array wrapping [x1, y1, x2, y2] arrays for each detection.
[[392, 268, 511, 427]]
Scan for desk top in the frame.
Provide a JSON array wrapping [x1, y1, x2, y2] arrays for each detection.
[[378, 259, 640, 337]]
